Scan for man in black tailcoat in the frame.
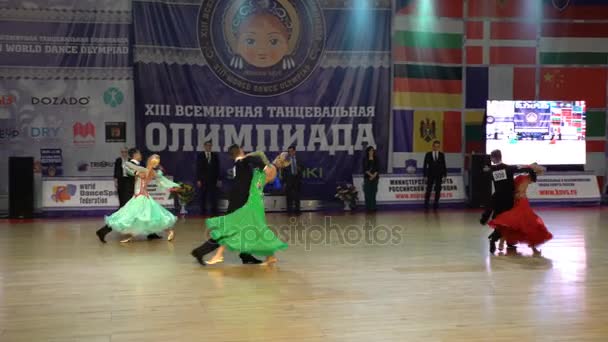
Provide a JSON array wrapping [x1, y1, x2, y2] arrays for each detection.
[[114, 147, 133, 208], [191, 144, 264, 265], [480, 149, 537, 253]]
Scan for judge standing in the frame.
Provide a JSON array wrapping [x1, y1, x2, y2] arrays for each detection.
[[196, 141, 220, 215], [114, 147, 133, 208], [363, 146, 379, 212], [423, 140, 447, 211], [284, 145, 303, 214]]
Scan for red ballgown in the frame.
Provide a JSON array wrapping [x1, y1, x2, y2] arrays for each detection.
[[488, 175, 553, 248]]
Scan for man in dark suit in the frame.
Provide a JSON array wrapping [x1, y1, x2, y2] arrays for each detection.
[[191, 144, 264, 265], [480, 149, 537, 253], [196, 141, 220, 215], [114, 147, 133, 208], [284, 145, 303, 214], [423, 140, 447, 210]]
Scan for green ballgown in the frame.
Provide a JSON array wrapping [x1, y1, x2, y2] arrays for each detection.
[[205, 168, 288, 256], [105, 169, 178, 236]]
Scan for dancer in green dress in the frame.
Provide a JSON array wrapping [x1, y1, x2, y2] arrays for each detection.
[[204, 149, 289, 266], [104, 154, 180, 242]]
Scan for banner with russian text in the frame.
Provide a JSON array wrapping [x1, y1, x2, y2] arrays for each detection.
[[133, 0, 391, 202], [353, 174, 466, 204]]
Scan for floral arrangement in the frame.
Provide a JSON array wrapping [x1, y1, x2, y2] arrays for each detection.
[[335, 184, 358, 209], [169, 183, 195, 205]]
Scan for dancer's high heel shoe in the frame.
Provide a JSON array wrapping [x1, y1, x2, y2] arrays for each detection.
[[260, 256, 278, 266], [120, 236, 133, 243], [205, 257, 224, 265], [167, 230, 175, 241]]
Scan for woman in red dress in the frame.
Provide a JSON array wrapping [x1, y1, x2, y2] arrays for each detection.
[[488, 164, 553, 255]]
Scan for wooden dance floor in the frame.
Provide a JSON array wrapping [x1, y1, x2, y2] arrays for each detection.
[[1, 208, 607, 341]]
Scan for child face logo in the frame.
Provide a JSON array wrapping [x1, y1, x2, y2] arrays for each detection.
[[237, 14, 290, 68], [199, 0, 325, 96]]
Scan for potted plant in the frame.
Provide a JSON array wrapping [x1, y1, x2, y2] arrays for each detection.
[[169, 183, 195, 216], [335, 184, 358, 211]]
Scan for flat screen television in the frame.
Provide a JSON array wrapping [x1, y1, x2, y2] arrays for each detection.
[[485, 100, 586, 165]]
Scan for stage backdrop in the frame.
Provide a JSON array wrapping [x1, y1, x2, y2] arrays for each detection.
[[132, 0, 391, 202], [391, 0, 608, 185], [0, 0, 135, 212]]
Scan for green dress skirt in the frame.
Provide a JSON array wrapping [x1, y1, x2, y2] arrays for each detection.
[[205, 169, 288, 256], [105, 171, 178, 236]]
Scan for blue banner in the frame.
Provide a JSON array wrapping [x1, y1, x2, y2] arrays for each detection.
[[133, 0, 391, 201], [0, 21, 130, 68], [0, 3, 135, 213]]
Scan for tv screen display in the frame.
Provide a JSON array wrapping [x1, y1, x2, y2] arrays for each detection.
[[485, 100, 586, 165]]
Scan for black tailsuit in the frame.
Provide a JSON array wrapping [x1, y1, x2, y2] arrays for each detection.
[[482, 163, 537, 246], [196, 151, 220, 214], [423, 151, 447, 209], [191, 155, 266, 264], [114, 157, 134, 208]]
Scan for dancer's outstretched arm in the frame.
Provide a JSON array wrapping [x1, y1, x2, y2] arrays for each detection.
[[155, 170, 180, 190], [244, 151, 270, 168]]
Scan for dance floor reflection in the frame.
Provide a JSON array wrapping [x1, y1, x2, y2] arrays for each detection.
[[0, 208, 606, 341]]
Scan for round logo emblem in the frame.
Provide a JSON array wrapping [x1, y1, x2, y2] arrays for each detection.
[[525, 112, 538, 123], [104, 87, 124, 108], [552, 0, 570, 11], [199, 0, 326, 97]]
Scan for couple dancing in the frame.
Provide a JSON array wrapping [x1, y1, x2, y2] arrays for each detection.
[[191, 145, 289, 266], [96, 150, 179, 243], [481, 150, 553, 255]]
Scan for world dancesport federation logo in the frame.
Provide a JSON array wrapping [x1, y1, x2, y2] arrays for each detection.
[[198, 0, 326, 97], [51, 184, 76, 202]]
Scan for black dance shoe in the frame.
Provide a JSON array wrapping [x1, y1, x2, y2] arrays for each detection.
[[96, 226, 112, 243], [489, 240, 497, 254], [147, 234, 162, 240], [191, 249, 206, 266], [240, 254, 263, 264]]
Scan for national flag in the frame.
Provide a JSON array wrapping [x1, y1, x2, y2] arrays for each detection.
[[466, 21, 537, 65], [465, 67, 488, 108], [464, 111, 485, 153], [392, 110, 462, 153], [393, 110, 414, 152], [468, 0, 540, 18], [586, 110, 606, 153], [394, 64, 462, 108], [413, 110, 462, 152], [393, 17, 463, 64], [543, 0, 608, 20], [465, 66, 535, 108], [540, 22, 608, 65], [539, 68, 607, 108], [396, 0, 463, 18]]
